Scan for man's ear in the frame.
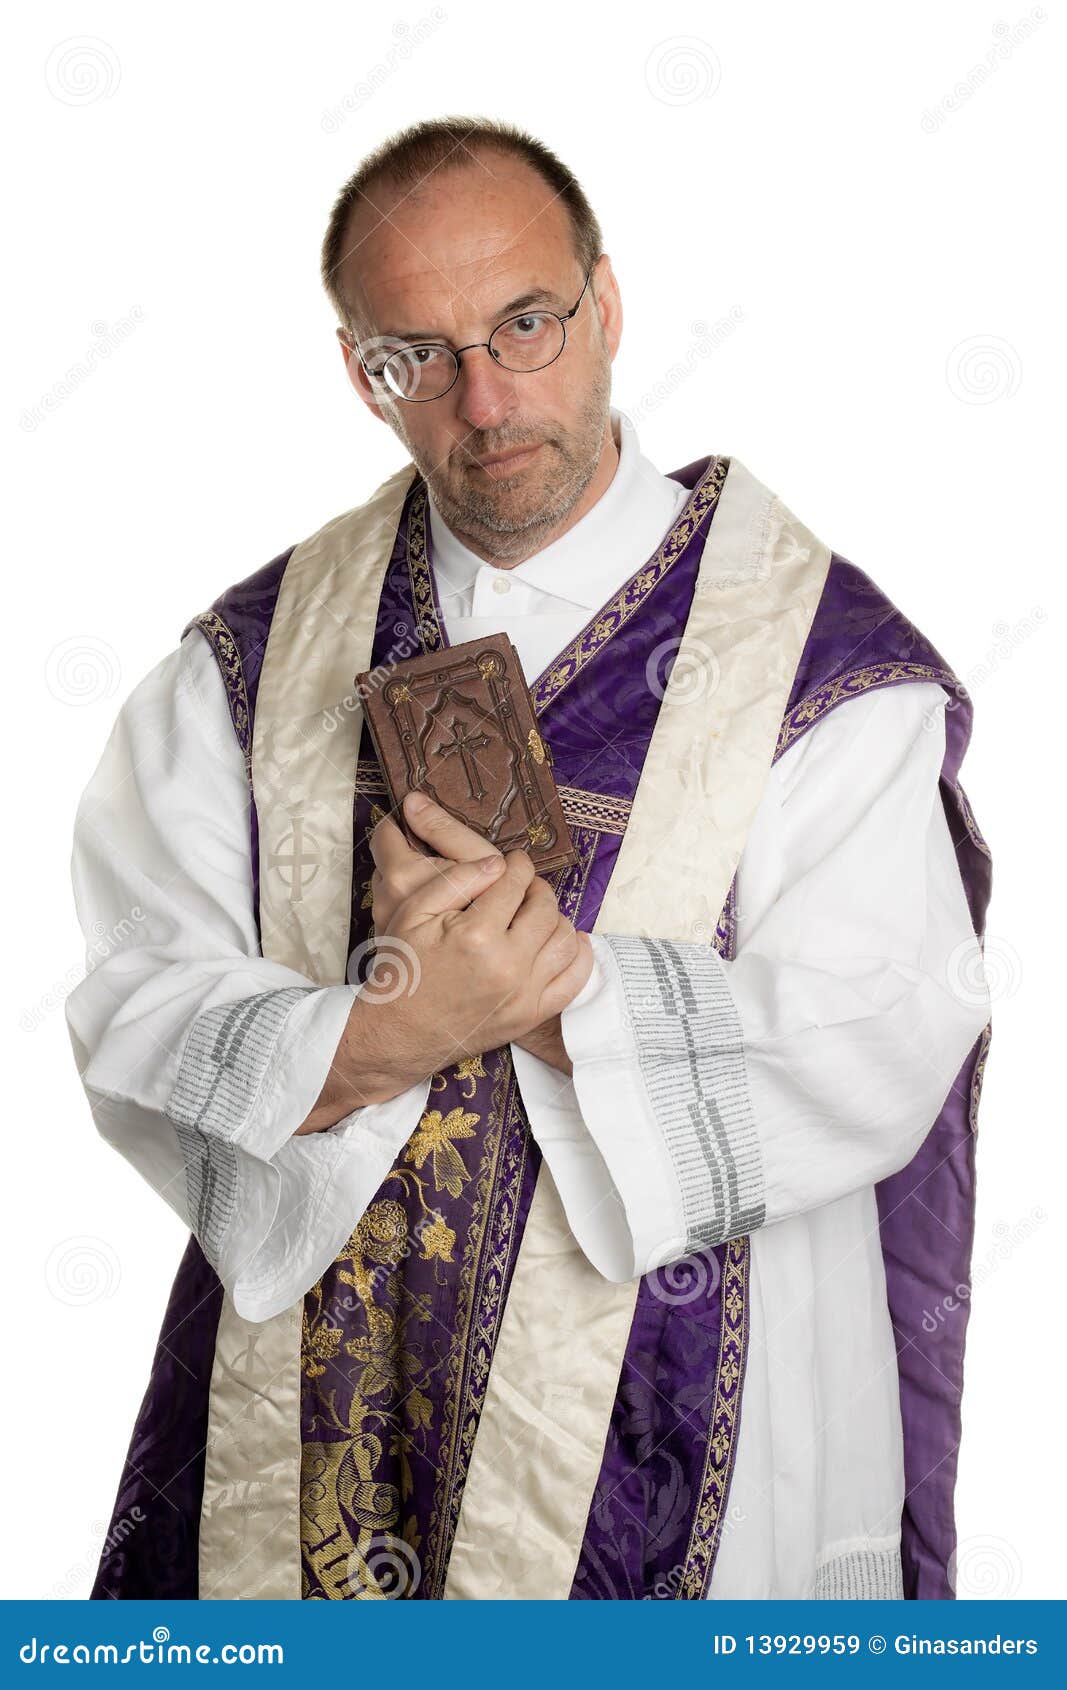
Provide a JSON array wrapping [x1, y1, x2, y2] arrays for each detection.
[[591, 253, 623, 364], [336, 325, 389, 424]]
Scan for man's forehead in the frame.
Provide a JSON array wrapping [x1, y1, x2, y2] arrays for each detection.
[[343, 234, 577, 338], [338, 158, 575, 326]]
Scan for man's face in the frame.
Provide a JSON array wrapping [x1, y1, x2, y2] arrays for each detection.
[[334, 151, 622, 556]]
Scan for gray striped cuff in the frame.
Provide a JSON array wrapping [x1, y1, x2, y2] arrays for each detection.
[[813, 1545, 904, 1599], [167, 986, 319, 1265], [604, 936, 765, 1251]]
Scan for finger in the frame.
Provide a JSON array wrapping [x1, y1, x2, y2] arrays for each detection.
[[403, 791, 502, 863], [457, 849, 535, 931], [526, 912, 580, 980], [507, 877, 565, 947], [395, 851, 506, 921], [535, 931, 594, 1020], [369, 812, 423, 875]]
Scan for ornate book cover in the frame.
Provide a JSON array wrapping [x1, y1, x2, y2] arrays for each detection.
[[356, 632, 577, 873]]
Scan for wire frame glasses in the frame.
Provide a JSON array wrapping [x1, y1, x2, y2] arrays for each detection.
[[350, 268, 595, 402]]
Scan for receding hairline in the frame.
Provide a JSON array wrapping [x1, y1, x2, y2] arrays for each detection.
[[320, 118, 604, 334], [337, 154, 583, 336]]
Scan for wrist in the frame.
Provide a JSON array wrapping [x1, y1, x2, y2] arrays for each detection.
[[297, 992, 425, 1133]]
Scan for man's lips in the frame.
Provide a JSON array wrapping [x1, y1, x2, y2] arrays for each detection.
[[467, 442, 543, 474]]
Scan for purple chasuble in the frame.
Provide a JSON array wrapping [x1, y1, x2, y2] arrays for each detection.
[[89, 456, 991, 1602]]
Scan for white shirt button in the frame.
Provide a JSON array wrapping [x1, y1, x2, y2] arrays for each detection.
[[492, 575, 511, 595]]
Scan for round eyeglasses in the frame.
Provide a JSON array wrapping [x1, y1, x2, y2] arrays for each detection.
[[348, 268, 595, 403]]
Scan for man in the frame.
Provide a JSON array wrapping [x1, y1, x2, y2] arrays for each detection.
[[66, 116, 993, 1602]]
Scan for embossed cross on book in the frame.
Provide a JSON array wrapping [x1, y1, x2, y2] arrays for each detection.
[[355, 632, 577, 873]]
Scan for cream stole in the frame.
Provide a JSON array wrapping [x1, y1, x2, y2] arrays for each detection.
[[197, 455, 831, 1600]]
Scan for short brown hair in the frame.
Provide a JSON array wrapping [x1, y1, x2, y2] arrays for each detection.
[[320, 114, 603, 331]]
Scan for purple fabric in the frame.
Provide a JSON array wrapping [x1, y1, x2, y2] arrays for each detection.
[[777, 552, 993, 1599], [298, 465, 730, 1597], [90, 1235, 223, 1598], [94, 459, 991, 1602], [180, 545, 295, 933]]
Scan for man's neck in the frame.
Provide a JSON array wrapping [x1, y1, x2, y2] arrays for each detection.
[[444, 416, 621, 569]]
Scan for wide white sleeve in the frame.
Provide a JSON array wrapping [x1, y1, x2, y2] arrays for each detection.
[[516, 681, 992, 1281], [64, 628, 430, 1322]]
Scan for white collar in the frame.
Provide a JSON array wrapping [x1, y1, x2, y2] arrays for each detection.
[[426, 408, 688, 613]]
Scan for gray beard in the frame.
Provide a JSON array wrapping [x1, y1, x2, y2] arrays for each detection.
[[390, 361, 613, 562]]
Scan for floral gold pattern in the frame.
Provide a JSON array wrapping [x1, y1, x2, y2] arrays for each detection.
[[403, 1107, 479, 1198]]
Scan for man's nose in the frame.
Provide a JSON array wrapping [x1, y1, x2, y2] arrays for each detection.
[[452, 346, 518, 431]]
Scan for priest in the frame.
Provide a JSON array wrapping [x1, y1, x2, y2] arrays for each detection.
[[65, 115, 993, 1601]]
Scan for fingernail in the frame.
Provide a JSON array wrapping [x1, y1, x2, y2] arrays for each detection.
[[481, 854, 504, 874], [406, 791, 429, 812]]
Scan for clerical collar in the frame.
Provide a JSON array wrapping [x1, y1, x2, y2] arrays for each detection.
[[426, 407, 688, 615]]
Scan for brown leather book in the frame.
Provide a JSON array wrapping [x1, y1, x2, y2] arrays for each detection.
[[355, 633, 577, 873]]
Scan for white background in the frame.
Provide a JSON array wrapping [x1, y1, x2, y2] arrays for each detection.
[[4, 0, 1062, 1599]]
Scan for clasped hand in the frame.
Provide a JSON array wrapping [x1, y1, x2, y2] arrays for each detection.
[[359, 790, 591, 1087]]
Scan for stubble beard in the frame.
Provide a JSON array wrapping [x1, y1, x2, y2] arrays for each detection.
[[389, 360, 613, 563]]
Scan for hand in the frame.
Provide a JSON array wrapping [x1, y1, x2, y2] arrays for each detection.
[[298, 794, 591, 1131], [369, 790, 506, 934], [510, 1014, 573, 1076], [391, 793, 591, 1074]]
